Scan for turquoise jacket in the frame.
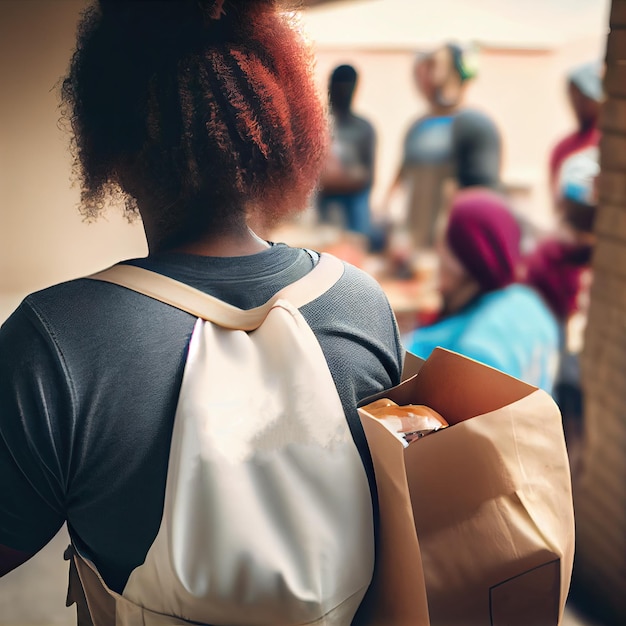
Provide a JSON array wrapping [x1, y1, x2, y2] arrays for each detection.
[[403, 285, 560, 394]]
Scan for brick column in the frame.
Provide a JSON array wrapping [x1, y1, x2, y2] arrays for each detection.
[[574, 2, 626, 623]]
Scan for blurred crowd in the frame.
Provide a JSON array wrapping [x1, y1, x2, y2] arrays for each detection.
[[283, 43, 603, 471]]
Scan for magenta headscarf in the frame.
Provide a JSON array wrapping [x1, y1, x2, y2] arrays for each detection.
[[445, 188, 521, 292]]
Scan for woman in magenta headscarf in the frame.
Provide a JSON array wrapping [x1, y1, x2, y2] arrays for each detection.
[[404, 188, 560, 393]]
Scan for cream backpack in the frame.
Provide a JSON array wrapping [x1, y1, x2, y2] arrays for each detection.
[[68, 252, 375, 625]]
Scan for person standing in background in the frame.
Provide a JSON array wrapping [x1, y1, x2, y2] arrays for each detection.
[[549, 61, 603, 202], [524, 146, 600, 469], [385, 43, 480, 250], [316, 64, 376, 246]]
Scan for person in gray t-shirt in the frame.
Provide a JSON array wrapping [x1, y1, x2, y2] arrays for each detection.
[[386, 44, 489, 251], [316, 64, 376, 242], [0, 0, 403, 608]]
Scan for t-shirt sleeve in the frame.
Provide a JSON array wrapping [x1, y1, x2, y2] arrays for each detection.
[[0, 302, 69, 552]]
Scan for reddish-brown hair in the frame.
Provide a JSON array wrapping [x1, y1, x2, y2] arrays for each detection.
[[61, 0, 328, 247]]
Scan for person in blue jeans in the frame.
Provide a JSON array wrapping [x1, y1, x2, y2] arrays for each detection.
[[316, 64, 376, 244], [404, 188, 560, 394]]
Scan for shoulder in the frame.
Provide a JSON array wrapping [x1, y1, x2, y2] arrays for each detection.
[[453, 107, 496, 128], [551, 131, 578, 153], [500, 284, 557, 315], [406, 114, 430, 130], [314, 258, 398, 327], [459, 287, 559, 355], [0, 272, 145, 382], [470, 286, 556, 329], [452, 108, 500, 141], [355, 115, 375, 134], [3, 278, 125, 361], [403, 116, 430, 140], [307, 257, 403, 377], [404, 311, 469, 360], [336, 260, 387, 295], [8, 274, 197, 399], [342, 114, 375, 139], [549, 131, 578, 169], [0, 298, 67, 379], [22, 275, 188, 341]]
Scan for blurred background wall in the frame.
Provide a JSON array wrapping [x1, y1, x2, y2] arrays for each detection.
[[0, 0, 148, 323]]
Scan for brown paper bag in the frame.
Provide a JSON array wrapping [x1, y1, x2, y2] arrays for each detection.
[[358, 348, 575, 626]]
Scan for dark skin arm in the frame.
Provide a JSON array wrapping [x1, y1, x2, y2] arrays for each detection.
[[0, 544, 37, 576], [382, 162, 407, 213]]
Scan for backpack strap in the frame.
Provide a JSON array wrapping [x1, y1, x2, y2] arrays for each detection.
[[86, 252, 344, 331]]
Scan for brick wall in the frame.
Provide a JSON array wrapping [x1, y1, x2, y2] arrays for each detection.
[[575, 2, 626, 623]]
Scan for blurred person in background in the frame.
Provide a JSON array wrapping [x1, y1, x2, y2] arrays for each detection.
[[0, 1, 405, 623], [524, 146, 599, 463], [385, 43, 481, 250], [527, 147, 599, 324], [549, 61, 603, 202], [316, 63, 378, 248], [385, 95, 503, 282], [404, 188, 559, 394]]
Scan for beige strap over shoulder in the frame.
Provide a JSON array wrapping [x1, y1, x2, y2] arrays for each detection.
[[87, 251, 344, 329]]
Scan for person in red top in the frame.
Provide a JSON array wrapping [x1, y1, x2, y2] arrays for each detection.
[[549, 61, 603, 200], [525, 145, 599, 474]]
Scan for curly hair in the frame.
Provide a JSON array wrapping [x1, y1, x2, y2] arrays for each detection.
[[61, 0, 328, 247]]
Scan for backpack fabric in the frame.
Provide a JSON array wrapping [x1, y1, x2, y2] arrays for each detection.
[[69, 252, 375, 626]]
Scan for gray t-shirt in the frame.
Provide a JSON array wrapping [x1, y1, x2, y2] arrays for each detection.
[[0, 244, 403, 593], [401, 115, 455, 248], [328, 113, 375, 178]]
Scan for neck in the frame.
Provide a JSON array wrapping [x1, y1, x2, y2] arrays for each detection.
[[578, 119, 597, 134], [173, 230, 270, 256], [147, 224, 270, 257], [442, 281, 481, 316], [331, 104, 351, 119], [431, 103, 458, 116], [139, 198, 273, 256]]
